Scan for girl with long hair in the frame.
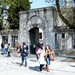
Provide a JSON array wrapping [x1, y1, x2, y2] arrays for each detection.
[[45, 45, 51, 72]]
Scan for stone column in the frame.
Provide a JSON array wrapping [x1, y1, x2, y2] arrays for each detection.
[[66, 33, 72, 50], [45, 20, 48, 46], [27, 32, 30, 55]]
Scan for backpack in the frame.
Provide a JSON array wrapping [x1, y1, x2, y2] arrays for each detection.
[[22, 45, 28, 56]]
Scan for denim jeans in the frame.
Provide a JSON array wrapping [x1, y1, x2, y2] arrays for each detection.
[[1, 48, 5, 55], [46, 58, 50, 65], [5, 48, 7, 54], [7, 52, 10, 57], [21, 56, 27, 66]]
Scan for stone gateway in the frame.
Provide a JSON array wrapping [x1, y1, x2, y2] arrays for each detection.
[[19, 6, 74, 54]]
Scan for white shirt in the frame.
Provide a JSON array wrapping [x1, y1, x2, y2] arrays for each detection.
[[5, 44, 8, 48]]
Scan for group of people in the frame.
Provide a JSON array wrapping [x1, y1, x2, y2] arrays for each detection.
[[1, 41, 55, 72], [1, 42, 11, 57], [35, 43, 55, 72], [16, 42, 55, 72]]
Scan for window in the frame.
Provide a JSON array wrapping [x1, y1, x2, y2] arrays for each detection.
[[62, 33, 65, 38], [55, 33, 58, 48], [39, 33, 42, 39], [2, 36, 8, 43]]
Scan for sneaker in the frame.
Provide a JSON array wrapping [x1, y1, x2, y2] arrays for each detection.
[[24, 65, 27, 67], [20, 64, 23, 66]]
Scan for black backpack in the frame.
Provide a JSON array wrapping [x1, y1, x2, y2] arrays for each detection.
[[22, 45, 28, 56]]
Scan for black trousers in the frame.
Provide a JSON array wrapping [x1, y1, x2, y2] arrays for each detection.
[[7, 52, 10, 57], [39, 64, 44, 71]]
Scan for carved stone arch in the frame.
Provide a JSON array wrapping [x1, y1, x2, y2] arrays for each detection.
[[26, 15, 46, 31]]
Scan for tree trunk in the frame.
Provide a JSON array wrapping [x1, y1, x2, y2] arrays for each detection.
[[56, 0, 75, 29]]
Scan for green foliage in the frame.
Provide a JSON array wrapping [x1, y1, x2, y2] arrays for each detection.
[[3, 0, 30, 29], [0, 0, 4, 30], [0, 19, 2, 30]]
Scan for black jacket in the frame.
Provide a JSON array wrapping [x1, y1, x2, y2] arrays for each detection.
[[21, 45, 28, 56]]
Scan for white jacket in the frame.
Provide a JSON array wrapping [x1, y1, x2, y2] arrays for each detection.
[[38, 49, 46, 65]]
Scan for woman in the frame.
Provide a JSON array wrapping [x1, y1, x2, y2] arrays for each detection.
[[16, 42, 21, 57], [35, 43, 41, 60], [45, 45, 51, 72], [36, 43, 46, 71]]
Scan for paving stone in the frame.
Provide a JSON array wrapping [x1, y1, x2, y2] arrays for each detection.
[[0, 52, 75, 75]]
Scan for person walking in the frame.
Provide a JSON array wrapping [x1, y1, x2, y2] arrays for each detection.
[[37, 44, 46, 72], [16, 42, 21, 57], [35, 43, 41, 61], [45, 45, 51, 72], [1, 42, 5, 55], [7, 43, 11, 57], [20, 42, 28, 67]]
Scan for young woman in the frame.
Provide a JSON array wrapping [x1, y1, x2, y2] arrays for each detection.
[[45, 45, 51, 72], [16, 42, 21, 57], [36, 43, 46, 72]]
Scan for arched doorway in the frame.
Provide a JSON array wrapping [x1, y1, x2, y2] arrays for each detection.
[[26, 15, 46, 54], [29, 27, 39, 54]]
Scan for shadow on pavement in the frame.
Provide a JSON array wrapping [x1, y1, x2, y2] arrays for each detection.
[[69, 65, 75, 67], [29, 66, 46, 71], [30, 59, 36, 62], [29, 66, 39, 71], [11, 62, 20, 65]]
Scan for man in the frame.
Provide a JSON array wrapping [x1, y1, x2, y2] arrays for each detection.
[[7, 43, 11, 57], [1, 42, 5, 55], [20, 42, 28, 67]]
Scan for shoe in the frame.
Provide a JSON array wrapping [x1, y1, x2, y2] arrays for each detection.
[[24, 65, 27, 67], [20, 64, 23, 66], [7, 56, 9, 57], [1, 53, 4, 55], [46, 66, 50, 72]]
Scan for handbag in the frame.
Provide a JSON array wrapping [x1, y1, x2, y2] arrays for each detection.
[[50, 56, 54, 61], [50, 52, 55, 61]]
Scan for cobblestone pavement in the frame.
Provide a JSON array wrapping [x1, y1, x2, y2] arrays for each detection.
[[0, 52, 75, 75]]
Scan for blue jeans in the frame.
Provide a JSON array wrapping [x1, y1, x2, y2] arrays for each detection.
[[46, 58, 50, 65], [1, 48, 5, 55], [21, 56, 27, 66], [5, 48, 7, 54]]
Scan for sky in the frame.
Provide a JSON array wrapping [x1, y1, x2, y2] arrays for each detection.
[[29, 0, 50, 9]]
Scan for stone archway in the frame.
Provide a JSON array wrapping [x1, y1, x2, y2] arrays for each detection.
[[29, 27, 39, 54], [26, 15, 45, 31], [26, 15, 46, 54]]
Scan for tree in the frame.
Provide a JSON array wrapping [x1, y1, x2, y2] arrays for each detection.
[[0, 0, 4, 30], [2, 0, 30, 29], [0, 19, 3, 30], [45, 0, 75, 29], [56, 0, 75, 29]]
